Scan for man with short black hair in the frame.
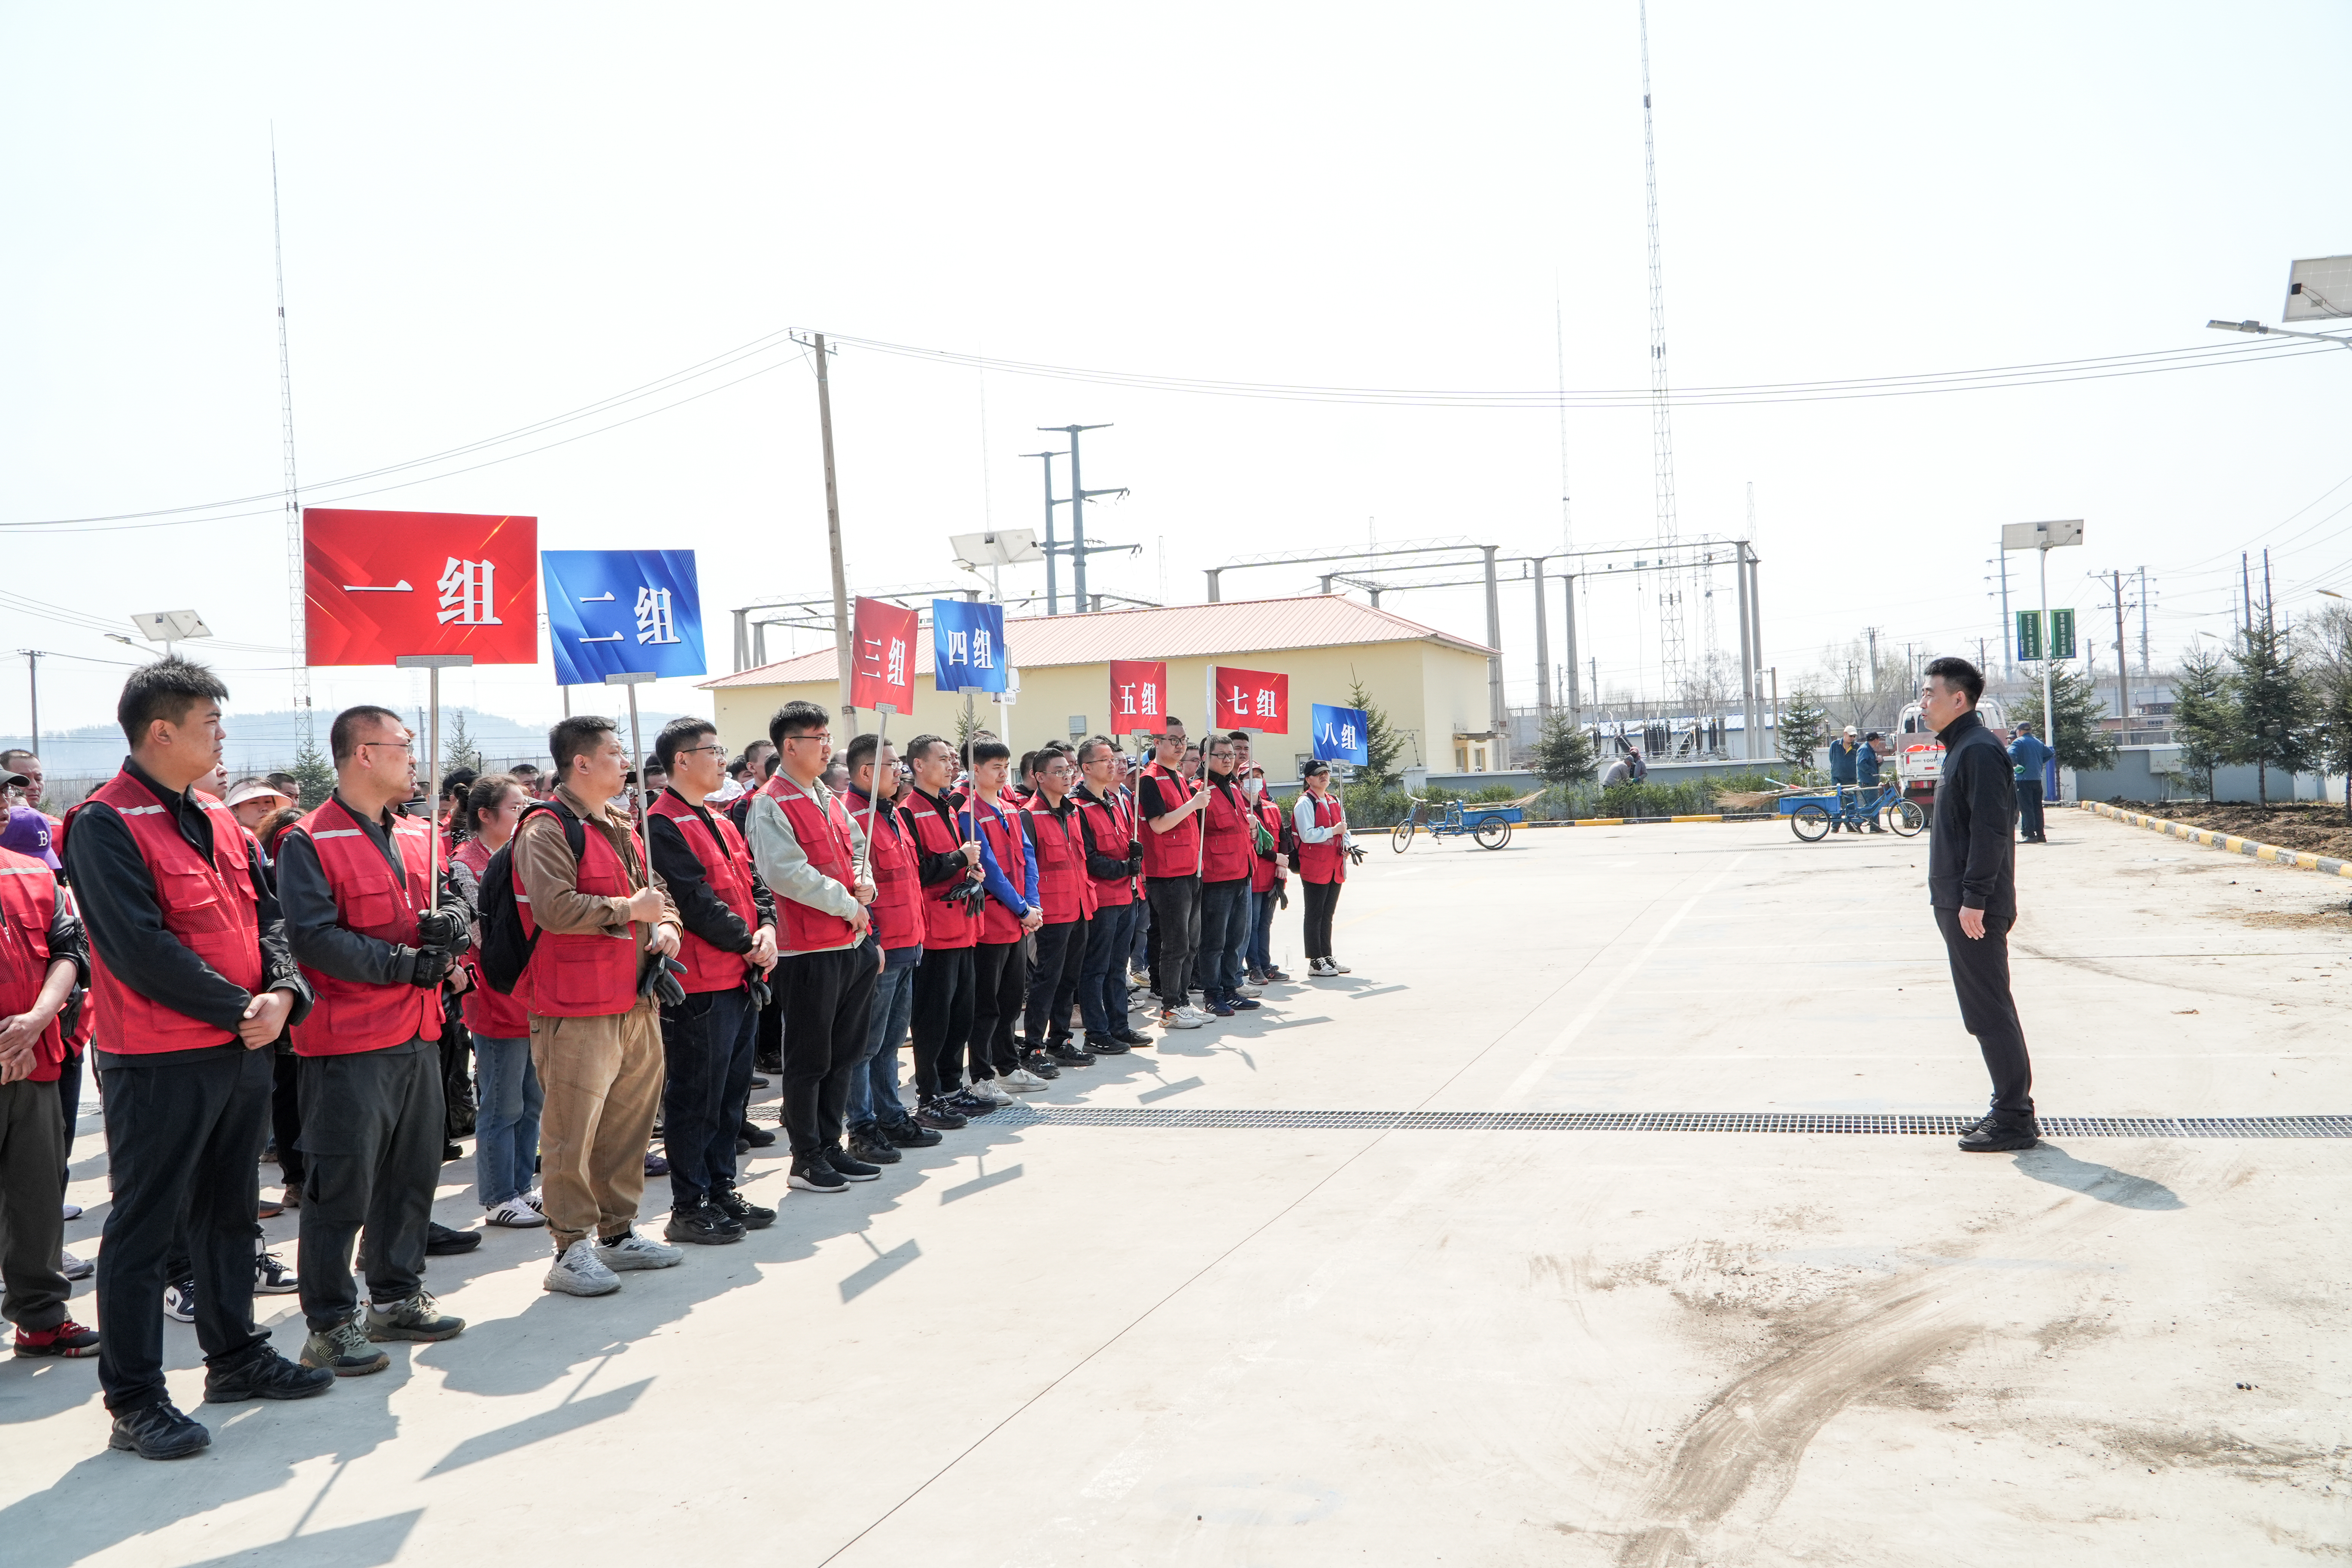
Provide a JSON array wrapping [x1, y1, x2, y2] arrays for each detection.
[[1137, 719, 1212, 1031], [1020, 747, 1096, 1071], [901, 735, 984, 1127], [273, 705, 473, 1372], [1073, 737, 1149, 1054], [1919, 656, 2039, 1152], [63, 658, 331, 1459], [961, 740, 1044, 1101], [747, 702, 882, 1192], [842, 733, 938, 1161]]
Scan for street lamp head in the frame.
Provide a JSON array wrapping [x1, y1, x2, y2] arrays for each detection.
[[2207, 319, 2270, 335]]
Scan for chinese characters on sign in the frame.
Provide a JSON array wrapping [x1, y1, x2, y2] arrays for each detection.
[[1311, 703, 1370, 765], [1108, 660, 1169, 733], [304, 509, 539, 665], [541, 550, 707, 684], [1210, 666, 1288, 733], [930, 599, 1008, 693], [851, 597, 919, 713]]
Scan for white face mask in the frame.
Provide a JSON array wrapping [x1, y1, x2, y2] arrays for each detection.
[[1242, 777, 1262, 798]]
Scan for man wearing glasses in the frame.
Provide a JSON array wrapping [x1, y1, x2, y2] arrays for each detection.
[[745, 702, 880, 1194]]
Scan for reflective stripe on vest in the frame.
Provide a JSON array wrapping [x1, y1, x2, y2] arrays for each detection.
[[905, 796, 978, 950], [517, 807, 642, 1017], [0, 846, 66, 1078], [66, 774, 263, 1054], [848, 791, 923, 952], [454, 836, 531, 1037], [1200, 779, 1254, 885], [765, 776, 859, 952], [650, 793, 756, 992], [1138, 763, 1200, 879], [1299, 793, 1348, 884], [1023, 801, 1087, 924], [286, 798, 444, 1056], [973, 798, 1030, 945]]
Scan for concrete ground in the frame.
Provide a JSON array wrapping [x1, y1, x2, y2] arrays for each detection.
[[4, 807, 2346, 1566]]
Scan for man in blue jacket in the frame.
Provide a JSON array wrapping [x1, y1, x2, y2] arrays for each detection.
[[2007, 723, 2051, 844], [1851, 731, 1888, 834], [1826, 726, 1861, 833]]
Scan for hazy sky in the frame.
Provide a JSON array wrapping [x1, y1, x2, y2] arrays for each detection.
[[6, 2, 2350, 754]]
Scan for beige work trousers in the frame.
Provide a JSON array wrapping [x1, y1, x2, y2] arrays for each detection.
[[530, 997, 665, 1249]]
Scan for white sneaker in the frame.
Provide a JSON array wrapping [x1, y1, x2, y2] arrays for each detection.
[[1329, 958, 1352, 974], [544, 1239, 622, 1296], [1308, 958, 1333, 977], [1176, 1005, 1214, 1024], [487, 1197, 547, 1228], [594, 1230, 685, 1271], [522, 1189, 545, 1213], [966, 1076, 1016, 1106], [1236, 982, 1263, 998], [1000, 1067, 1051, 1093], [1160, 1008, 1202, 1030]]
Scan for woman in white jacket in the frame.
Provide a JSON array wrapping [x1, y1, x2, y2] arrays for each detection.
[[1291, 762, 1355, 977]]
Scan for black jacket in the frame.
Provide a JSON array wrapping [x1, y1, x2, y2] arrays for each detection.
[[1928, 710, 2016, 917], [274, 792, 471, 989], [61, 756, 311, 1061], [906, 788, 974, 888], [645, 788, 775, 958]]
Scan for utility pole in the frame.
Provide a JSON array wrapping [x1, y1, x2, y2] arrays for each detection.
[[270, 131, 310, 743], [2109, 567, 2131, 742], [1020, 449, 1065, 613], [805, 332, 855, 722], [2135, 566, 2151, 676], [1037, 424, 1126, 613], [2263, 547, 2275, 631], [2241, 553, 2253, 647], [1532, 559, 1552, 716], [19, 650, 38, 762]]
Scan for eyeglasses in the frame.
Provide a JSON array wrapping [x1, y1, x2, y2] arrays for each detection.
[[783, 733, 830, 746], [358, 741, 415, 757], [675, 743, 725, 758]]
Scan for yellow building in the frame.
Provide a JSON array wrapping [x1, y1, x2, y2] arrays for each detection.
[[699, 596, 1503, 776]]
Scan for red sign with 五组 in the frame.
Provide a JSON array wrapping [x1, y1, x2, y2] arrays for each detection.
[[1109, 660, 1169, 733], [1212, 666, 1288, 732], [303, 509, 539, 666]]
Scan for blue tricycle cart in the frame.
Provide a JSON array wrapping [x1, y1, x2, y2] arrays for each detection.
[[1779, 782, 1924, 841], [1391, 795, 1523, 852]]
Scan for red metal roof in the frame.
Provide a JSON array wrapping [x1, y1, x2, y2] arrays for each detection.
[[700, 594, 1495, 689]]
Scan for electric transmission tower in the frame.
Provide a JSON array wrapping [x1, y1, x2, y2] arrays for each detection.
[[272, 134, 310, 740], [1639, 1, 1685, 703]]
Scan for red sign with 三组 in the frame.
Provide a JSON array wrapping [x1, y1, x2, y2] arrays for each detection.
[[304, 509, 539, 665], [1109, 660, 1169, 734], [851, 597, 919, 713], [1212, 666, 1288, 732]]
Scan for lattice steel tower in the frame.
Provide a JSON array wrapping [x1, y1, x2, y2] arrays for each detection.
[[1639, 1, 1686, 701]]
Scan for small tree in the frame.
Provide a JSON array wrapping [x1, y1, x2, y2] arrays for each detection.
[[2010, 666, 2118, 773], [1777, 686, 1831, 768], [2300, 605, 2352, 824], [2227, 619, 2314, 809], [1345, 674, 1407, 788], [1530, 709, 1596, 788], [444, 709, 484, 775], [2167, 645, 2233, 803], [289, 729, 335, 810]]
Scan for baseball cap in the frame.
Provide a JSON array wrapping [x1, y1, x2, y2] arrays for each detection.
[[1, 805, 60, 870], [1842, 725, 1859, 736]]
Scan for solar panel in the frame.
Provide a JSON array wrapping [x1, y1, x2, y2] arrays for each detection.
[[2283, 255, 2352, 323]]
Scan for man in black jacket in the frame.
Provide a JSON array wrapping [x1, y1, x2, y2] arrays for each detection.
[[1920, 656, 2037, 1152]]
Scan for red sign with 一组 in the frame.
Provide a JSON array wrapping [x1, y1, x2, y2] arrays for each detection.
[[1212, 666, 1288, 732], [304, 509, 539, 665]]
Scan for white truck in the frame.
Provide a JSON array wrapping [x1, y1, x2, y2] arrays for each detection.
[[1892, 696, 2009, 800]]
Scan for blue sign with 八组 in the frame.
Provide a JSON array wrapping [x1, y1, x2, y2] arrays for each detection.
[[544, 550, 706, 685], [931, 598, 1007, 693], [1311, 703, 1369, 765]]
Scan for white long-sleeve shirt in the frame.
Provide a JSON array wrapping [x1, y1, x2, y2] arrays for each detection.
[[747, 774, 865, 956], [1293, 793, 1353, 848]]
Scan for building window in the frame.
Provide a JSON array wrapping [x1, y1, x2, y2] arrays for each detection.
[[1474, 745, 1488, 773], [1455, 745, 1468, 772]]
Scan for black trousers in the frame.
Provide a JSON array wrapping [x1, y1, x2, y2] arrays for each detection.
[[1023, 918, 1088, 1045], [969, 939, 1028, 1077], [1934, 906, 2034, 1116], [909, 944, 975, 1101], [95, 1045, 273, 1413], [297, 1039, 444, 1331], [777, 943, 878, 1157], [1301, 878, 1342, 959], [660, 985, 757, 1207], [0, 1077, 68, 1334], [2016, 781, 2046, 842], [1146, 875, 1202, 1006], [270, 1049, 305, 1186], [755, 982, 784, 1069]]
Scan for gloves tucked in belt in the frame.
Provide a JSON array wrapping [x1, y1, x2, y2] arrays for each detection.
[[640, 953, 688, 1008], [406, 945, 454, 989]]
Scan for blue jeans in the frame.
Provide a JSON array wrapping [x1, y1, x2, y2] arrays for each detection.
[[1196, 878, 1250, 1001], [1080, 898, 1139, 1038], [472, 1034, 542, 1209], [1247, 887, 1278, 973], [850, 954, 920, 1136], [658, 986, 759, 1208]]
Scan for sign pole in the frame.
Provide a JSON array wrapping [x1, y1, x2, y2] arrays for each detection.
[[605, 671, 658, 826], [857, 705, 892, 882], [395, 654, 473, 907]]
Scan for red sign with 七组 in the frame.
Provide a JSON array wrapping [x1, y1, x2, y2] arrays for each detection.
[[851, 597, 919, 713], [1109, 660, 1169, 734], [1212, 666, 1288, 732], [304, 509, 539, 666]]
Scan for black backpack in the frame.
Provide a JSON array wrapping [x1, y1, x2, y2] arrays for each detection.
[[476, 800, 588, 995]]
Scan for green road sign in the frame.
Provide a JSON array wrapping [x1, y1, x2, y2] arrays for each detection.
[[2049, 607, 2075, 660], [2015, 609, 2076, 662], [2016, 609, 2042, 662]]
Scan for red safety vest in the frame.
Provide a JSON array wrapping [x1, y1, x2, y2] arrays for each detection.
[[517, 805, 643, 1018], [0, 847, 68, 1080], [66, 772, 263, 1055], [764, 775, 860, 953], [1200, 778, 1254, 885], [280, 798, 444, 1056], [453, 836, 531, 1037], [1298, 793, 1348, 885], [1138, 763, 1200, 879], [972, 797, 1031, 945], [1023, 799, 1089, 924], [1250, 795, 1284, 894], [904, 793, 978, 950], [1074, 789, 1136, 907], [649, 792, 758, 993], [848, 790, 923, 952]]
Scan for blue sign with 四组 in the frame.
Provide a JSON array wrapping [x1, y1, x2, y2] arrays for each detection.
[[931, 598, 1007, 693], [1311, 703, 1369, 765], [543, 550, 707, 685]]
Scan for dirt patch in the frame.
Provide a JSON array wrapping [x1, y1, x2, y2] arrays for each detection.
[[2237, 908, 2352, 931], [2105, 800, 2352, 860], [2095, 1424, 2352, 1484]]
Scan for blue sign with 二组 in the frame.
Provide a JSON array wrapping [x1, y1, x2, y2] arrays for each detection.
[[1311, 703, 1369, 765], [931, 598, 1008, 693], [544, 550, 706, 684]]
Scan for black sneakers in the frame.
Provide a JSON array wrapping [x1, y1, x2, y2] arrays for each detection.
[[1113, 1028, 1153, 1048], [847, 1133, 904, 1166], [1083, 1032, 1132, 1056], [109, 1400, 212, 1460], [205, 1345, 337, 1403], [883, 1119, 943, 1148], [788, 1155, 848, 1192], [825, 1145, 882, 1182], [1018, 1049, 1063, 1080], [1958, 1113, 2041, 1152], [739, 1120, 777, 1149], [664, 1201, 746, 1246], [1045, 1039, 1095, 1067], [915, 1097, 968, 1130], [425, 1222, 481, 1256], [710, 1185, 776, 1229]]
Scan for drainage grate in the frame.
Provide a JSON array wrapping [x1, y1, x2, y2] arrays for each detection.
[[951, 1106, 2352, 1140]]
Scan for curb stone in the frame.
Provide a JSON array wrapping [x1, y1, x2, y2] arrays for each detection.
[[2074, 799, 2352, 880]]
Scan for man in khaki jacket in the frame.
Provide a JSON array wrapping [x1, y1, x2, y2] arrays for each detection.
[[515, 715, 688, 1297]]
